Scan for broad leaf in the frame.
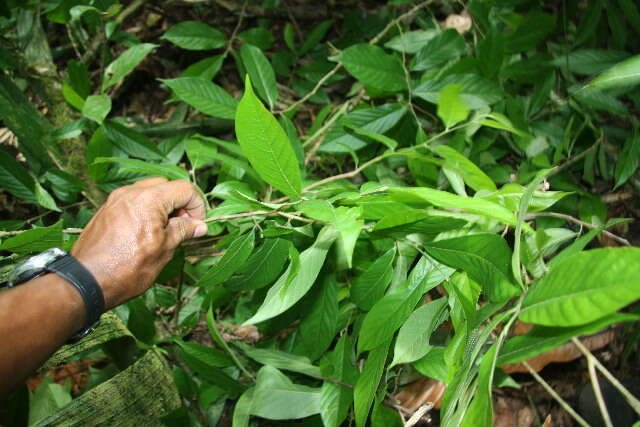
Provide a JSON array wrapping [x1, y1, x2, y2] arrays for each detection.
[[93, 157, 189, 180], [82, 94, 111, 124], [520, 248, 640, 326], [460, 342, 499, 427], [390, 297, 448, 367], [103, 120, 164, 160], [197, 232, 255, 287], [614, 135, 640, 188], [425, 234, 520, 302], [320, 336, 358, 427], [226, 238, 289, 291], [414, 73, 502, 109], [161, 21, 226, 50], [102, 43, 157, 90], [354, 340, 391, 427], [433, 145, 496, 192], [411, 29, 466, 71], [163, 77, 237, 120], [385, 29, 438, 54], [337, 44, 406, 92], [358, 256, 454, 353], [498, 313, 639, 367], [583, 54, 640, 91], [351, 247, 395, 310], [235, 76, 302, 199], [240, 345, 321, 377], [243, 227, 337, 324], [0, 149, 40, 205], [251, 366, 321, 420], [389, 187, 518, 226], [239, 44, 278, 109], [0, 221, 62, 254], [505, 12, 555, 53], [437, 84, 470, 128]]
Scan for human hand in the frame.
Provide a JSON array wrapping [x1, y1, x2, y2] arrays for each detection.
[[71, 178, 207, 309]]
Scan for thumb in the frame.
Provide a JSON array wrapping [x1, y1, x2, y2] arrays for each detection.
[[166, 217, 208, 249]]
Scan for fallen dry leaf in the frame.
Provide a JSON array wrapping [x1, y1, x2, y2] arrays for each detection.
[[442, 11, 472, 34], [394, 377, 446, 412]]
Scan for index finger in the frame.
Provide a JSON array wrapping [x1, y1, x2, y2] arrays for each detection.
[[152, 180, 206, 221]]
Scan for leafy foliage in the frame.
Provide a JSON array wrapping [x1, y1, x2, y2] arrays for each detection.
[[1, 0, 640, 426]]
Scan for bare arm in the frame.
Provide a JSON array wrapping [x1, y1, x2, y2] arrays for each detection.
[[0, 178, 206, 396]]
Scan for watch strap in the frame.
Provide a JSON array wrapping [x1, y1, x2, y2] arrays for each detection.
[[47, 255, 105, 341]]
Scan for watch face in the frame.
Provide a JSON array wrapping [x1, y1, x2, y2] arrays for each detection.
[[7, 248, 67, 287]]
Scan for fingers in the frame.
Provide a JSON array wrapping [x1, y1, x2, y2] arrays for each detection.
[[165, 216, 208, 249], [154, 180, 206, 221]]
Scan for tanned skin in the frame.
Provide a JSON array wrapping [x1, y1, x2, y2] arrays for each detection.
[[0, 178, 207, 396]]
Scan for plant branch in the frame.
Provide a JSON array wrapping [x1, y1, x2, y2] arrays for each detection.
[[81, 0, 147, 63], [525, 212, 631, 246], [204, 210, 313, 224], [572, 337, 640, 415], [587, 354, 613, 427], [278, 0, 433, 114], [523, 361, 590, 427], [0, 227, 82, 238], [549, 138, 601, 178]]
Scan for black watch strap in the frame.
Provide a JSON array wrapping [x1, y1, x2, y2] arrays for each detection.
[[47, 255, 105, 341]]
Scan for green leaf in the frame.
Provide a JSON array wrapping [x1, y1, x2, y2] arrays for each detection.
[[433, 145, 496, 192], [583, 54, 640, 91], [93, 157, 189, 180], [411, 29, 466, 71], [240, 345, 321, 377], [460, 342, 499, 427], [373, 211, 466, 235], [337, 44, 406, 92], [161, 21, 227, 50], [413, 347, 447, 381], [437, 84, 469, 128], [82, 94, 111, 124], [520, 247, 640, 326], [244, 226, 338, 324], [389, 187, 519, 226], [103, 120, 164, 160], [425, 234, 520, 302], [163, 77, 238, 120], [197, 232, 255, 287], [615, 135, 640, 188], [102, 43, 157, 91], [320, 336, 357, 427], [481, 112, 529, 137], [28, 376, 72, 426], [505, 12, 555, 53], [550, 49, 629, 75], [232, 388, 255, 427], [178, 347, 246, 393], [185, 137, 218, 170], [617, 0, 640, 35], [0, 148, 39, 205], [498, 313, 639, 367], [34, 182, 60, 212], [251, 366, 321, 420], [226, 238, 290, 291], [352, 247, 395, 311], [0, 221, 62, 254], [180, 55, 225, 80], [321, 104, 407, 153], [126, 296, 156, 344], [354, 340, 391, 427], [235, 76, 302, 199], [414, 73, 503, 109], [299, 19, 334, 54], [344, 124, 398, 150], [239, 44, 278, 109], [384, 29, 438, 54], [238, 28, 275, 51], [574, 0, 602, 46], [390, 297, 448, 367], [358, 256, 454, 353], [294, 275, 339, 360]]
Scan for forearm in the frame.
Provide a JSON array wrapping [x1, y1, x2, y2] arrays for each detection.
[[0, 274, 85, 396]]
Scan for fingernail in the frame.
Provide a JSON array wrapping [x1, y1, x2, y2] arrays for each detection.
[[193, 223, 208, 238]]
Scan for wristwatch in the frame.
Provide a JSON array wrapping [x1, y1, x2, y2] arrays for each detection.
[[5, 248, 105, 343]]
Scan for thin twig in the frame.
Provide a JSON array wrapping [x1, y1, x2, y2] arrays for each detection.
[[222, 0, 248, 57], [548, 139, 601, 177], [81, 0, 147, 63], [278, 0, 433, 114], [523, 361, 590, 427], [525, 212, 631, 246], [572, 337, 640, 415], [0, 227, 82, 238], [204, 210, 313, 224], [587, 354, 613, 427]]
